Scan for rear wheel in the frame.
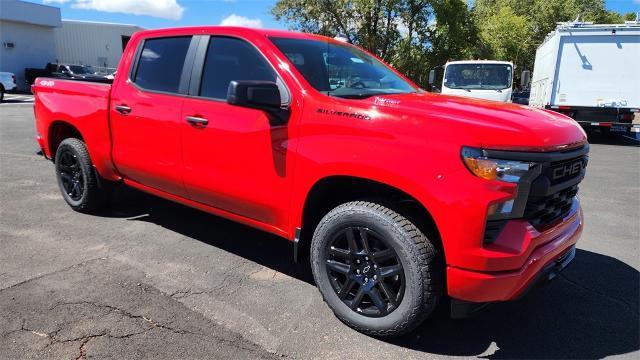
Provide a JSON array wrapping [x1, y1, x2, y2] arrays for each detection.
[[311, 201, 442, 337], [0, 85, 5, 102], [54, 138, 108, 213]]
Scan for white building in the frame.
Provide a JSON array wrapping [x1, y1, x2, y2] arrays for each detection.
[[54, 20, 144, 73], [0, 0, 143, 91], [0, 0, 61, 91]]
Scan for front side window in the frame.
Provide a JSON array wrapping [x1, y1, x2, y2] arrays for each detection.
[[270, 37, 417, 99], [133, 36, 192, 93], [443, 63, 513, 90], [200, 37, 278, 100]]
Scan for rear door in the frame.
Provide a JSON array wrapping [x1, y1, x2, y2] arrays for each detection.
[[110, 35, 195, 196], [179, 35, 293, 231]]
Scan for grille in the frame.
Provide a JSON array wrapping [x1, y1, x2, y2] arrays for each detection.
[[524, 185, 578, 230]]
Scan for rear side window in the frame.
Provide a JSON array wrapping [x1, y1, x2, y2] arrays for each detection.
[[133, 36, 191, 93], [199, 37, 277, 99]]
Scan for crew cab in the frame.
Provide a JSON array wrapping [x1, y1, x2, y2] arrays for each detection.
[[33, 27, 588, 336]]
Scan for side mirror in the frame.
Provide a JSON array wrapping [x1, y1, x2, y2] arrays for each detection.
[[520, 70, 530, 89], [428, 69, 436, 85], [227, 80, 289, 124]]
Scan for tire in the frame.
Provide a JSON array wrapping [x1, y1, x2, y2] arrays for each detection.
[[0, 85, 4, 103], [310, 201, 442, 337], [54, 138, 107, 213]]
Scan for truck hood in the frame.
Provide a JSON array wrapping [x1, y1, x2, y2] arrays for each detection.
[[367, 92, 587, 151]]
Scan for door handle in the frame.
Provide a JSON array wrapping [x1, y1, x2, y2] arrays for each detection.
[[186, 116, 209, 126], [115, 105, 132, 115]]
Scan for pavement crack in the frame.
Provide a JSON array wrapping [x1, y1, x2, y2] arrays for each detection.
[[74, 333, 108, 360], [169, 288, 212, 299], [559, 273, 639, 315], [0, 257, 108, 293], [50, 301, 204, 336]]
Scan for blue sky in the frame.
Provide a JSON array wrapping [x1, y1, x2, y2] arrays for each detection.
[[29, 0, 640, 30]]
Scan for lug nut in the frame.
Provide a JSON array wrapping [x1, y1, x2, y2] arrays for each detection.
[[373, 275, 377, 280], [365, 256, 369, 261], [364, 277, 368, 282], [373, 264, 377, 269], [356, 259, 360, 264], [356, 269, 360, 274]]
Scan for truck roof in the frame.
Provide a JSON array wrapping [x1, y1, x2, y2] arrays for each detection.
[[132, 26, 342, 43], [538, 21, 640, 48], [445, 60, 513, 66]]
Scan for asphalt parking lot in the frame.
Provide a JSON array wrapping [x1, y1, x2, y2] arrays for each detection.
[[1, 104, 638, 359]]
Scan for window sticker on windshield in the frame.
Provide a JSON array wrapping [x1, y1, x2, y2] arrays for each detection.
[[350, 57, 364, 63]]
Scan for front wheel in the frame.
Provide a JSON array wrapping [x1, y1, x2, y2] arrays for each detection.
[[311, 201, 442, 337], [54, 138, 108, 213]]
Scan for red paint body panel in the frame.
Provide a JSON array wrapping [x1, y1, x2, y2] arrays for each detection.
[[32, 26, 588, 304]]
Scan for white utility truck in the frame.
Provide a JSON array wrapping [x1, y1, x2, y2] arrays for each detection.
[[529, 21, 640, 136], [430, 60, 514, 102]]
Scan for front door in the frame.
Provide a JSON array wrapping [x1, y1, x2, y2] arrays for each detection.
[[180, 36, 293, 231], [110, 35, 193, 196]]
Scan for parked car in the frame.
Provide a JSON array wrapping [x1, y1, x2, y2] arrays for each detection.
[[53, 64, 108, 81], [0, 71, 17, 102], [26, 63, 111, 89], [33, 27, 588, 336]]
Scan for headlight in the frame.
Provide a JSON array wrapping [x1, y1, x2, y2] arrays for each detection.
[[461, 147, 534, 183]]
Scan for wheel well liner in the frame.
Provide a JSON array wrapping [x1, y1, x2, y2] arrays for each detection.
[[48, 121, 83, 159]]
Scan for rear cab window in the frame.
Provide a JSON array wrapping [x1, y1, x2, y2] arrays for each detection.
[[132, 36, 192, 93]]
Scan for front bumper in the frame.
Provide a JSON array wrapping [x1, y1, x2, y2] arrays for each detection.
[[446, 203, 583, 304]]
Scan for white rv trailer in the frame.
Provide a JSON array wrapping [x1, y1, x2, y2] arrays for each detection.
[[529, 21, 640, 135]]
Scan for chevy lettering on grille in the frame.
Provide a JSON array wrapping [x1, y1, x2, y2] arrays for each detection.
[[551, 158, 587, 181]]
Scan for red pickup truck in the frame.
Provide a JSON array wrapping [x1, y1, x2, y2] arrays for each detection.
[[33, 27, 588, 336]]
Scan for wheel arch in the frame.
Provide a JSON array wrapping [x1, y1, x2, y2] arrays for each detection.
[[48, 120, 84, 160], [297, 175, 443, 260]]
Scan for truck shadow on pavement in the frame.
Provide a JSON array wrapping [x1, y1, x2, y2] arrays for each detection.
[[101, 186, 639, 359]]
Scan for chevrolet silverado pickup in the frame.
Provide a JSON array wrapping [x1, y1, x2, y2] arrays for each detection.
[[33, 27, 588, 336]]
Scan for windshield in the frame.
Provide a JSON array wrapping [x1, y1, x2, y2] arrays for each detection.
[[68, 65, 93, 75], [270, 37, 417, 99], [443, 63, 512, 90]]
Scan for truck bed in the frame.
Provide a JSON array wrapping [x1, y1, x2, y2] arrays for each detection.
[[33, 77, 117, 180]]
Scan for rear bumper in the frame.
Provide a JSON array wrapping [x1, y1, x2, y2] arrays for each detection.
[[446, 204, 583, 304]]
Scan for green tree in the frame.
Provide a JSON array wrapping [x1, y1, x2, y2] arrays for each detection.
[[272, 0, 477, 87], [473, 0, 630, 81]]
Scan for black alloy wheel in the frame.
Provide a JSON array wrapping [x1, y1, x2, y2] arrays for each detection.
[[325, 226, 405, 317], [54, 138, 109, 213], [311, 201, 442, 337], [57, 149, 84, 201]]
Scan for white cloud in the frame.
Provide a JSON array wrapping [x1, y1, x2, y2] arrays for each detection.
[[66, 0, 185, 20], [43, 0, 71, 4], [219, 14, 263, 28]]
